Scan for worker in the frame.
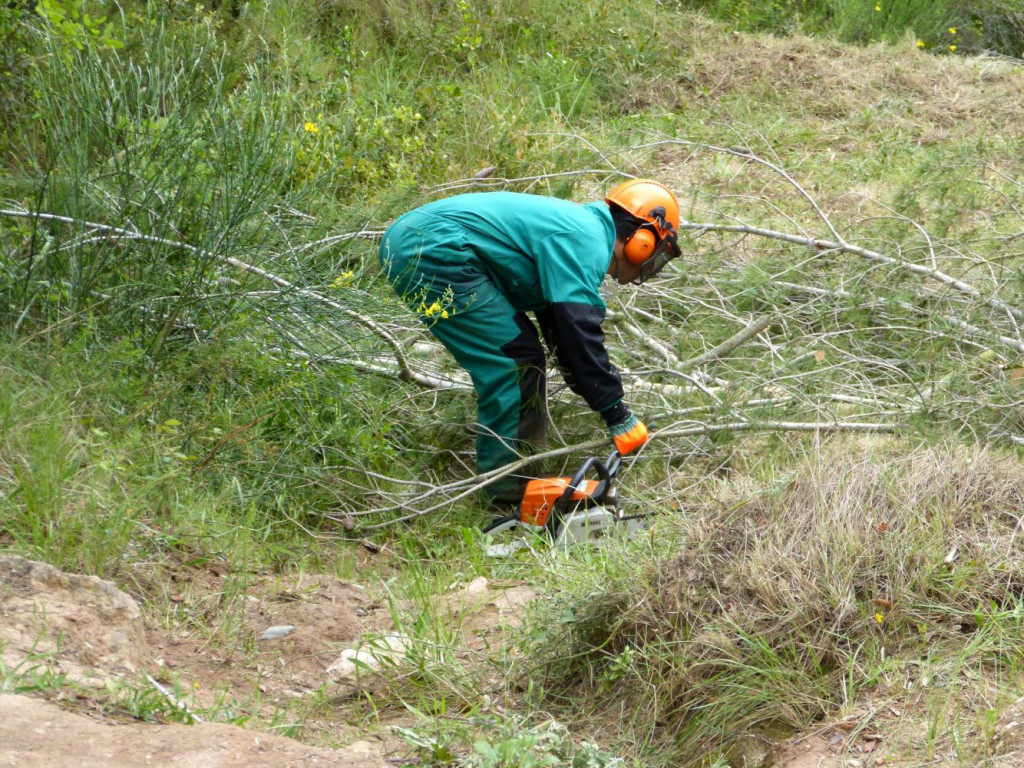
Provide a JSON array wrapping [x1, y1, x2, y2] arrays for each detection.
[[378, 179, 681, 511]]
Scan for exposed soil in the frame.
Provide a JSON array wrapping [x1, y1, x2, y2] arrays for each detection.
[[0, 693, 383, 768], [0, 555, 536, 767], [7, 551, 1024, 766]]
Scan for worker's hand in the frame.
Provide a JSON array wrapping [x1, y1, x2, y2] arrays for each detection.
[[608, 414, 649, 455]]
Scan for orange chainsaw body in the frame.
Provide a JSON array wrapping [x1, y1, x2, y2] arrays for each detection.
[[520, 477, 601, 528]]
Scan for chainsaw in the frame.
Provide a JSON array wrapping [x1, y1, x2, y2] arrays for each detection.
[[482, 450, 649, 556]]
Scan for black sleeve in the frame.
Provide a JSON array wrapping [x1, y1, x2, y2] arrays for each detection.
[[535, 302, 626, 418]]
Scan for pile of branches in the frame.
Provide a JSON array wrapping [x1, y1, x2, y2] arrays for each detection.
[[3, 137, 1022, 525]]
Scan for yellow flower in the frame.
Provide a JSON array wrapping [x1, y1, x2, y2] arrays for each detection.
[[948, 27, 956, 35], [917, 39, 925, 48], [875, 2, 881, 11], [441, 310, 449, 319], [424, 300, 442, 317], [949, 44, 957, 52], [330, 271, 354, 289], [874, 612, 884, 624], [303, 121, 319, 134]]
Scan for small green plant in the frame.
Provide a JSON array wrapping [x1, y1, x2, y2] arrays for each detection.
[[34, 0, 123, 52], [0, 645, 71, 695], [393, 725, 459, 766], [394, 716, 625, 768]]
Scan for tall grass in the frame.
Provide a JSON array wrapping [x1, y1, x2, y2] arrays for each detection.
[[3, 7, 311, 349], [527, 441, 1024, 765]]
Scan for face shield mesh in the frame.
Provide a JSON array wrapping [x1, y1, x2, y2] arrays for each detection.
[[633, 234, 680, 285]]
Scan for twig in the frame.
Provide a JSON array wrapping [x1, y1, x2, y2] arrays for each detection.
[[145, 673, 203, 723], [675, 219, 1024, 323], [190, 410, 278, 475], [773, 280, 1024, 355]]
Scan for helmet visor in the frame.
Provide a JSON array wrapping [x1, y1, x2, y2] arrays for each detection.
[[633, 236, 680, 284]]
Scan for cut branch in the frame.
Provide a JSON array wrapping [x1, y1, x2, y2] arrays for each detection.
[[678, 314, 777, 373], [677, 220, 1024, 324]]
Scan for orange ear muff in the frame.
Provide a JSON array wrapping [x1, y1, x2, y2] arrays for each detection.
[[623, 224, 658, 264]]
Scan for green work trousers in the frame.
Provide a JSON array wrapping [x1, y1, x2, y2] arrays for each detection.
[[380, 210, 547, 503]]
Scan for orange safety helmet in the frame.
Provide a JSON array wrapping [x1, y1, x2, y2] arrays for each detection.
[[605, 179, 682, 268]]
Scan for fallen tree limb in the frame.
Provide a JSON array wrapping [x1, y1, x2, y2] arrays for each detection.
[[330, 418, 901, 529], [677, 219, 1024, 324], [0, 207, 447, 389]]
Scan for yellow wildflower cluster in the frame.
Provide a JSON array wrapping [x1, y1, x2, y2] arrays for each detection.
[[916, 24, 962, 55], [419, 300, 449, 319]]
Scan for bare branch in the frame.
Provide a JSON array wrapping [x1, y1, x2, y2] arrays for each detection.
[[678, 314, 777, 373], [676, 220, 1024, 323]]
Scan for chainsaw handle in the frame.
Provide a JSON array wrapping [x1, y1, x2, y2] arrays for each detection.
[[545, 458, 603, 533], [605, 449, 622, 480], [554, 449, 622, 514]]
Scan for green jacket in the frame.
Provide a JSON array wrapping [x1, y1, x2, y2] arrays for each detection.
[[383, 191, 627, 418]]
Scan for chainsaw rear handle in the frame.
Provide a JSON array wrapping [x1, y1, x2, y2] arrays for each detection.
[[549, 449, 621, 529]]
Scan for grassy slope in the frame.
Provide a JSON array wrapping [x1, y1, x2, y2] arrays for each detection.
[[1, 2, 1024, 766]]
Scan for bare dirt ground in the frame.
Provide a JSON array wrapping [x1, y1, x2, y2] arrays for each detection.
[[0, 554, 536, 767], [5, 553, 1024, 767], [0, 693, 381, 768]]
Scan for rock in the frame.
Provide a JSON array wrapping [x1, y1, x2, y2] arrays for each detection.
[[460, 576, 489, 602], [259, 625, 295, 641], [326, 634, 411, 687], [726, 733, 773, 767], [0, 555, 147, 679], [441, 576, 491, 619]]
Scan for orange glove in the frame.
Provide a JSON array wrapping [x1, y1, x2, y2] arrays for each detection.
[[609, 415, 648, 455]]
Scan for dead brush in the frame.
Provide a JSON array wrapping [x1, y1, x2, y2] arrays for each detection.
[[532, 439, 1024, 765]]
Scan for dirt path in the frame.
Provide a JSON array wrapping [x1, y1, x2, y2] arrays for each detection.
[[0, 693, 386, 768]]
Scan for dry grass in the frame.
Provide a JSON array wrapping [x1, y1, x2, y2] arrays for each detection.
[[533, 438, 1024, 765], [652, 22, 1024, 139], [655, 438, 1024, 643]]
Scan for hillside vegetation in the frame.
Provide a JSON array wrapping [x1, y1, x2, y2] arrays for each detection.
[[1, 1, 1023, 766]]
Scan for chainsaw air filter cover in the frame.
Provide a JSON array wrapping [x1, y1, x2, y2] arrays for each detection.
[[520, 477, 603, 528]]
